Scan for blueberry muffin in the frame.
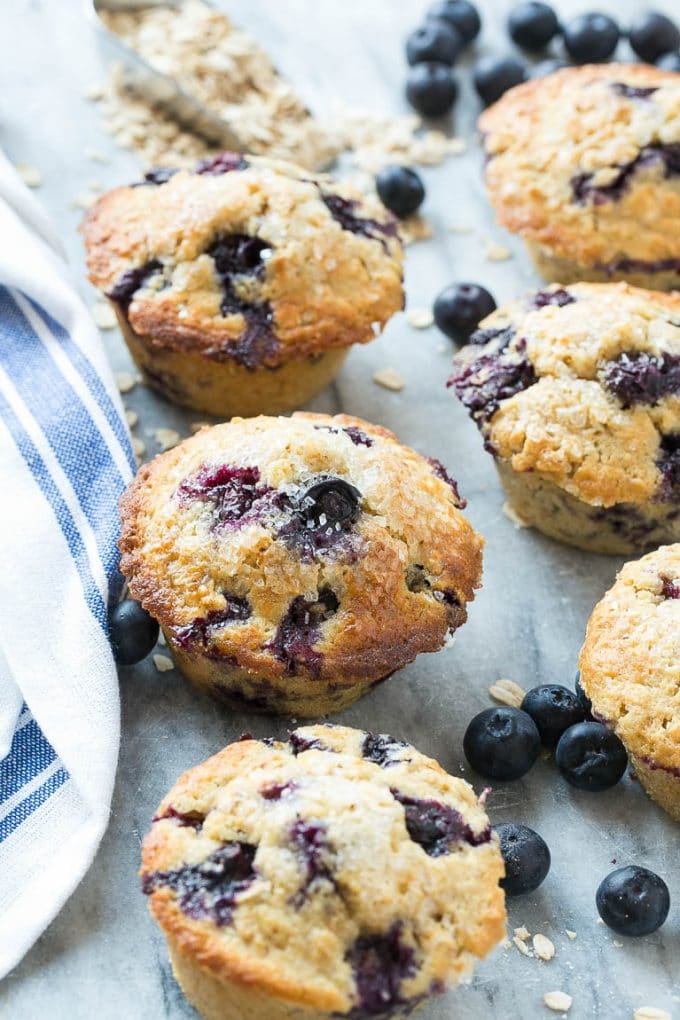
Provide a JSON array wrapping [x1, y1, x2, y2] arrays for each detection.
[[448, 282, 680, 555], [141, 724, 506, 1020], [81, 153, 403, 417], [119, 412, 483, 715], [580, 546, 680, 820], [479, 64, 680, 290]]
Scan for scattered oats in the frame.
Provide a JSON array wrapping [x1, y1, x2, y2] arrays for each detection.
[[447, 137, 467, 154], [399, 214, 433, 245], [513, 936, 531, 957], [373, 367, 405, 391], [115, 371, 137, 394], [84, 147, 109, 163], [125, 408, 138, 428], [406, 308, 434, 329], [82, 82, 104, 101], [153, 653, 174, 672], [634, 1010, 671, 1020], [489, 678, 525, 708], [131, 436, 146, 458], [449, 223, 474, 233], [503, 939, 513, 950], [613, 939, 624, 948], [565, 930, 577, 941], [514, 926, 530, 941], [436, 343, 447, 353], [503, 500, 530, 528], [485, 240, 513, 262], [91, 301, 117, 330], [157, 630, 167, 646], [71, 190, 99, 210], [544, 991, 572, 1013], [154, 427, 181, 451], [190, 421, 211, 433], [15, 163, 42, 188], [533, 934, 556, 961]]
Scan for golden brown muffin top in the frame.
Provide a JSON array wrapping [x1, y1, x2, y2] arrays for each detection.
[[141, 724, 506, 1015], [82, 154, 404, 368], [580, 544, 680, 774], [119, 412, 484, 687], [480, 64, 680, 271]]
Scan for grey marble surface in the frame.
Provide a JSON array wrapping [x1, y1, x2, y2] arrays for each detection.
[[1, 0, 679, 1017]]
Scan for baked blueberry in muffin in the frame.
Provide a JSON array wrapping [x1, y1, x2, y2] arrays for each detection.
[[448, 282, 680, 554], [141, 724, 506, 1020], [580, 545, 680, 821], [119, 412, 483, 715], [81, 154, 403, 417], [479, 64, 680, 290]]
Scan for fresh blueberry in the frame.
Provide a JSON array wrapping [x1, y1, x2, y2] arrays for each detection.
[[508, 2, 560, 50], [406, 62, 459, 117], [406, 21, 463, 66], [574, 670, 593, 717], [496, 823, 551, 896], [555, 722, 628, 791], [434, 282, 497, 343], [473, 55, 528, 106], [108, 599, 159, 666], [656, 51, 680, 71], [375, 166, 425, 219], [427, 0, 482, 45], [463, 707, 541, 781], [596, 866, 670, 936], [521, 684, 587, 748], [562, 12, 620, 63], [629, 12, 680, 64], [531, 57, 569, 77]]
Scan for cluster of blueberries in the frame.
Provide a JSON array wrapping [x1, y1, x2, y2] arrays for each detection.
[[403, 1, 680, 116], [465, 680, 670, 936]]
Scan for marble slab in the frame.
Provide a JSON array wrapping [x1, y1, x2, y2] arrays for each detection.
[[0, 0, 678, 1017]]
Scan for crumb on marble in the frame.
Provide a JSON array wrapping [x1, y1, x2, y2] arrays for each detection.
[[153, 653, 174, 672], [115, 371, 137, 394], [15, 163, 42, 188], [373, 367, 405, 391], [544, 991, 572, 1013], [92, 301, 117, 330], [533, 934, 556, 961], [406, 308, 434, 329]]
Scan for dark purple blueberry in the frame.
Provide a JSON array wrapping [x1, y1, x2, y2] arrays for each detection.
[[468, 324, 516, 348], [427, 0, 481, 45], [610, 82, 659, 99], [531, 287, 576, 309], [555, 722, 628, 792], [320, 193, 397, 246], [173, 595, 251, 650], [289, 819, 334, 897], [629, 12, 680, 64], [573, 146, 680, 206], [531, 58, 569, 77], [596, 866, 670, 936], [108, 599, 159, 666], [463, 707, 541, 780], [141, 842, 257, 926], [660, 573, 680, 599], [496, 822, 551, 896], [284, 477, 362, 555], [521, 684, 588, 748], [288, 731, 329, 755], [375, 165, 425, 219], [140, 167, 179, 186], [107, 259, 163, 313], [153, 806, 205, 829], [657, 51, 680, 71], [433, 282, 497, 343], [176, 464, 275, 528], [208, 234, 270, 294], [343, 426, 373, 448], [267, 589, 339, 677], [602, 351, 680, 407], [562, 12, 620, 62], [508, 2, 560, 50], [406, 62, 459, 117], [346, 923, 416, 1016], [195, 152, 250, 175], [447, 337, 538, 430], [473, 55, 527, 106], [574, 670, 594, 718], [657, 433, 680, 502], [426, 457, 466, 507], [406, 20, 463, 66], [362, 732, 409, 767], [260, 780, 297, 800], [392, 790, 491, 855]]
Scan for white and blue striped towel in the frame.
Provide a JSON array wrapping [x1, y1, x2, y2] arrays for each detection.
[[0, 151, 134, 976]]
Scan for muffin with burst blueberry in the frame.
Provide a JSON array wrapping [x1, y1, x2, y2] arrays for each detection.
[[448, 281, 680, 554], [82, 153, 403, 417], [119, 411, 483, 715], [141, 724, 506, 1020], [479, 63, 680, 290], [580, 544, 680, 821]]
